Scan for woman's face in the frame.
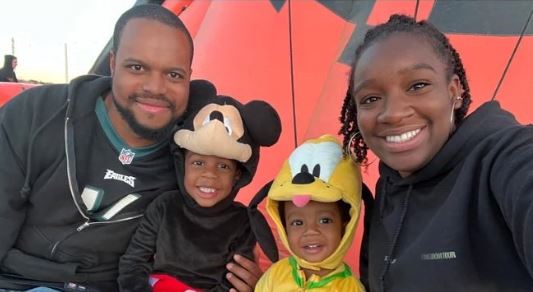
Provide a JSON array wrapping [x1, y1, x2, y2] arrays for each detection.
[[352, 33, 462, 177]]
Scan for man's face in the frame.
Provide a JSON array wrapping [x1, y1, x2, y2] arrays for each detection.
[[11, 58, 17, 69], [109, 18, 192, 143]]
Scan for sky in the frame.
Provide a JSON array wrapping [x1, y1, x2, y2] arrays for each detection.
[[0, 0, 135, 83]]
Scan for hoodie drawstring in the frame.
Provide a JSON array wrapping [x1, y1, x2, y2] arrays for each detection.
[[20, 102, 69, 200], [379, 184, 412, 292]]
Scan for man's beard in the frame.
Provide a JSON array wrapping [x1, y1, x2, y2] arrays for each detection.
[[112, 94, 176, 143]]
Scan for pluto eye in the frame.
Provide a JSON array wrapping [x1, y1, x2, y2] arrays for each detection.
[[312, 164, 320, 177]]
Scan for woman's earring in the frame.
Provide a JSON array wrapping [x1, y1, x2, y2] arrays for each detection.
[[449, 96, 462, 133], [345, 131, 361, 162]]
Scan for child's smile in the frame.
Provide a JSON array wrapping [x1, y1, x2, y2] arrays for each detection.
[[184, 151, 240, 207], [284, 201, 343, 265]]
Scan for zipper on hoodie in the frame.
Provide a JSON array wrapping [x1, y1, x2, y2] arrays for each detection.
[[51, 100, 145, 257], [50, 214, 143, 257], [64, 103, 144, 223]]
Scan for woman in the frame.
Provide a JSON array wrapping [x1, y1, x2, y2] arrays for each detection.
[[339, 14, 533, 292]]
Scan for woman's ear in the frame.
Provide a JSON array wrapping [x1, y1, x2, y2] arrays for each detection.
[[449, 74, 464, 109]]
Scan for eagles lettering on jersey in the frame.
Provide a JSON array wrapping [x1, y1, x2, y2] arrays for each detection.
[[104, 169, 136, 188]]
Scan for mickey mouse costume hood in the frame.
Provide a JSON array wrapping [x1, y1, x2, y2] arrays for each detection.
[[172, 86, 282, 215]]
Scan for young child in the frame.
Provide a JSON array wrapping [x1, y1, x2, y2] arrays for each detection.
[[118, 93, 281, 292], [256, 134, 366, 291]]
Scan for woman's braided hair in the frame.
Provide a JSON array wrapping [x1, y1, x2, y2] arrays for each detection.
[[339, 14, 472, 163]]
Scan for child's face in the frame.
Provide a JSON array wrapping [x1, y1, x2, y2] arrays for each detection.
[[184, 151, 240, 207], [284, 201, 343, 263], [352, 33, 461, 177]]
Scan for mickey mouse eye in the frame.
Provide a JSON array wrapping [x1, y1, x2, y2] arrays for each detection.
[[202, 115, 210, 126], [223, 117, 233, 135]]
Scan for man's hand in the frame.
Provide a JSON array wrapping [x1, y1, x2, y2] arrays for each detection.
[[226, 254, 263, 292]]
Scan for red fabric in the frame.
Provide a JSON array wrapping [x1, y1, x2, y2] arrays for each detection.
[[150, 273, 201, 292]]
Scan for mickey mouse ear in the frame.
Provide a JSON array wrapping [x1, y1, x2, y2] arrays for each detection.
[[187, 79, 217, 112], [242, 100, 282, 146]]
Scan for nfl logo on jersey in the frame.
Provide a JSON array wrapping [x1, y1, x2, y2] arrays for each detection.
[[119, 148, 135, 165]]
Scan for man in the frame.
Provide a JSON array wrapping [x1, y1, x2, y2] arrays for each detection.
[[0, 55, 18, 82], [0, 4, 260, 291]]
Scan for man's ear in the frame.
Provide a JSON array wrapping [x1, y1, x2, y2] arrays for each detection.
[[449, 74, 463, 109], [109, 51, 116, 76]]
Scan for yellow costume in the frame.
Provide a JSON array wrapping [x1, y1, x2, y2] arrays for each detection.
[[256, 135, 365, 291]]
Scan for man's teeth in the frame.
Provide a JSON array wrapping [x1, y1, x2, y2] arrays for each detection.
[[199, 187, 215, 193], [386, 129, 420, 143]]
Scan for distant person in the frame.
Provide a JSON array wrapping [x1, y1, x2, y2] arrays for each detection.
[[256, 135, 366, 291], [119, 94, 281, 292], [0, 54, 18, 82], [0, 4, 262, 291]]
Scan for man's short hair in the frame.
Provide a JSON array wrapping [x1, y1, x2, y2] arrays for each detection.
[[112, 4, 194, 60]]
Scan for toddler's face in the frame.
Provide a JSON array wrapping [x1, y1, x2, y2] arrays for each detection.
[[184, 151, 240, 207], [284, 201, 343, 263]]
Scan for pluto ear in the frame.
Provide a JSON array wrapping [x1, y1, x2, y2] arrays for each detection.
[[241, 101, 282, 146], [248, 181, 279, 263], [187, 79, 217, 113]]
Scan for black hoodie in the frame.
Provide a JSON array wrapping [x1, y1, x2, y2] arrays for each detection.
[[366, 101, 533, 292], [0, 55, 17, 82], [0, 75, 208, 290]]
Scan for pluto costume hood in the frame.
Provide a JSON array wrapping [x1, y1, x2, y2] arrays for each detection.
[[267, 134, 362, 270]]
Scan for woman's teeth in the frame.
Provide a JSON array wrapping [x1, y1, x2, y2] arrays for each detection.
[[386, 129, 421, 143]]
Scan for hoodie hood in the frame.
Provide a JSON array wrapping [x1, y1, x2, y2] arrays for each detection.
[[172, 92, 282, 215], [2, 55, 16, 70], [266, 134, 362, 271]]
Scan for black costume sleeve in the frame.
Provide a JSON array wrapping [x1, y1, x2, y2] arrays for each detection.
[[0, 90, 36, 262], [118, 196, 165, 292], [216, 220, 256, 292]]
